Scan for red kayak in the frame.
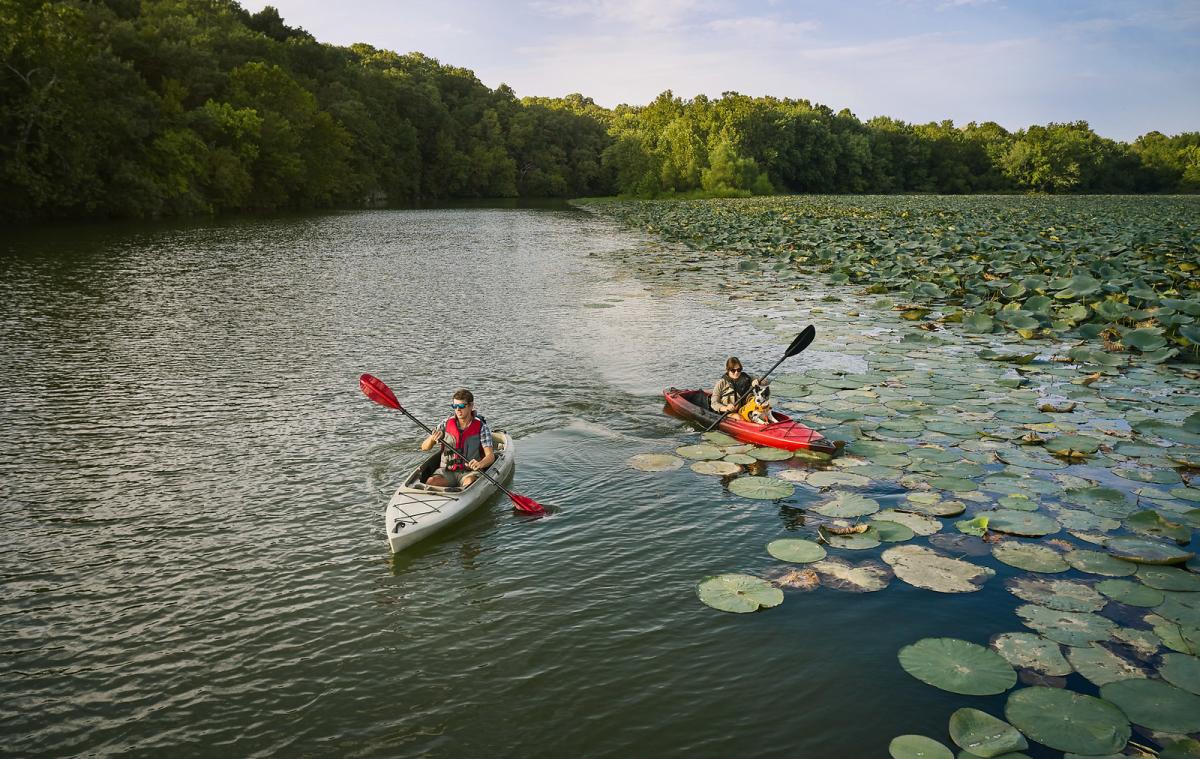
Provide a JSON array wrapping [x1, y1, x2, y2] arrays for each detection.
[[663, 388, 838, 454]]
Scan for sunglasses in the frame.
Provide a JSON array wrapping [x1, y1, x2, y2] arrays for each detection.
[[729, 368, 743, 373], [451, 402, 469, 409]]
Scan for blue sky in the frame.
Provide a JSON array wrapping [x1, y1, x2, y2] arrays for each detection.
[[245, 0, 1199, 141]]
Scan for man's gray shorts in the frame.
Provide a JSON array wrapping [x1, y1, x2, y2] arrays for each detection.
[[431, 467, 482, 488]]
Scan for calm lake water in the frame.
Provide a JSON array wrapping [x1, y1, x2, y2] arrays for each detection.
[[1, 204, 1177, 757]]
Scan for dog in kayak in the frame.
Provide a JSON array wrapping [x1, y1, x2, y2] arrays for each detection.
[[738, 381, 776, 425]]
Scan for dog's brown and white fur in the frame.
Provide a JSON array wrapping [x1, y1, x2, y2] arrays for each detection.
[[738, 383, 776, 425]]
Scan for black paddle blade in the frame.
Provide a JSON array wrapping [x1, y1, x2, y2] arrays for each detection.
[[785, 325, 816, 358]]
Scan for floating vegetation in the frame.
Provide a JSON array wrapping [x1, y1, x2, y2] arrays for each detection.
[[690, 460, 741, 476], [888, 735, 953, 759], [1004, 687, 1130, 755], [948, 708, 1028, 758], [898, 637, 1017, 695], [628, 453, 684, 471], [766, 538, 826, 564], [625, 196, 1200, 755], [1099, 678, 1200, 733], [696, 574, 784, 613], [727, 476, 795, 500], [883, 545, 995, 594]]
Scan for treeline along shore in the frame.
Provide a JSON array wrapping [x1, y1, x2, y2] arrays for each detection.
[[4, 0, 1199, 223]]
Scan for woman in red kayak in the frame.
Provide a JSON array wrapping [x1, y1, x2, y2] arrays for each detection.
[[710, 357, 762, 414]]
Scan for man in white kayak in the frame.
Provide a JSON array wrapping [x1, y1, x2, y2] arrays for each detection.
[[420, 388, 495, 488]]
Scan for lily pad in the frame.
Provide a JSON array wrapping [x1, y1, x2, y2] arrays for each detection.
[[1096, 578, 1164, 607], [723, 453, 757, 465], [1106, 536, 1195, 565], [948, 708, 1028, 758], [1066, 643, 1147, 686], [872, 520, 916, 542], [702, 431, 739, 446], [691, 460, 742, 476], [806, 470, 871, 488], [728, 476, 795, 500], [987, 509, 1060, 537], [990, 632, 1071, 676], [1006, 577, 1106, 613], [1136, 565, 1200, 592], [889, 735, 954, 759], [810, 557, 893, 592], [1045, 434, 1100, 458], [696, 573, 784, 613], [766, 538, 826, 564], [1004, 687, 1130, 756], [875, 510, 943, 536], [1063, 549, 1137, 577], [992, 542, 1069, 573], [1100, 678, 1200, 733], [629, 453, 684, 471], [676, 444, 726, 461], [1127, 510, 1192, 544], [1016, 604, 1116, 647], [1114, 467, 1183, 485], [883, 545, 995, 593], [747, 446, 794, 461], [898, 637, 1017, 695], [1159, 653, 1200, 695], [813, 492, 880, 518]]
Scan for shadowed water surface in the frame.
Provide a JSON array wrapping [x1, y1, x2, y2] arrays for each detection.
[[2, 206, 1150, 757]]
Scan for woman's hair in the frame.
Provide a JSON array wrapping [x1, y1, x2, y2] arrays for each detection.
[[725, 357, 742, 372], [453, 388, 474, 404]]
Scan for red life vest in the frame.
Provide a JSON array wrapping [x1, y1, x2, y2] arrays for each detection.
[[442, 415, 483, 471]]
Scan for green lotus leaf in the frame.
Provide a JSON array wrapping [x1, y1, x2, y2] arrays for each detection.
[[723, 453, 757, 465], [1005, 687, 1129, 755], [702, 431, 739, 446], [1015, 603, 1116, 646], [696, 573, 784, 613], [990, 632, 1071, 676], [629, 453, 685, 471], [1159, 738, 1200, 759], [813, 491, 880, 517], [1158, 593, 1200, 628], [766, 538, 826, 564], [1092, 299, 1132, 321], [847, 439, 909, 457], [948, 708, 1028, 758], [963, 313, 995, 333], [1062, 486, 1135, 518], [1064, 549, 1138, 576], [810, 557, 893, 592], [1111, 625, 1164, 658], [898, 637, 1016, 695], [1054, 508, 1119, 533], [1059, 302, 1091, 322], [747, 446, 793, 461], [691, 460, 742, 476], [987, 509, 1060, 537], [1126, 510, 1192, 544], [1095, 578, 1164, 607], [1122, 327, 1167, 352], [874, 510, 943, 536], [728, 476, 795, 500], [1181, 325, 1200, 346], [1100, 678, 1200, 733], [888, 735, 954, 759], [1044, 434, 1100, 457], [1106, 536, 1195, 565], [992, 542, 1069, 573], [956, 516, 989, 537], [676, 444, 726, 460], [979, 350, 1037, 364], [1159, 653, 1200, 696], [883, 545, 995, 593], [1066, 643, 1147, 686], [1135, 565, 1200, 592], [1006, 576, 1106, 613], [821, 526, 882, 550], [806, 470, 871, 488], [1113, 467, 1182, 485]]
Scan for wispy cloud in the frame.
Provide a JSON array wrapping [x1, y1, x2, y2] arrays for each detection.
[[528, 0, 709, 29], [706, 16, 818, 38]]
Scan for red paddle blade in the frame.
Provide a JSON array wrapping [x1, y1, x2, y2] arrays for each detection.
[[509, 493, 545, 514], [359, 373, 402, 410]]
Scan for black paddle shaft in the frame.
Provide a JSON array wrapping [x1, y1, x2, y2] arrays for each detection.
[[702, 326, 816, 433]]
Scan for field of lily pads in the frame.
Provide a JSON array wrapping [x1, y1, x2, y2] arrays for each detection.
[[593, 195, 1200, 759], [587, 195, 1200, 364]]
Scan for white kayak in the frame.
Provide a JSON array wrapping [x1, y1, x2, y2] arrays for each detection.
[[385, 431, 515, 553]]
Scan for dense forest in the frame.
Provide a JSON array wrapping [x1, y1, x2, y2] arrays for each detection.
[[3, 0, 1199, 222]]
